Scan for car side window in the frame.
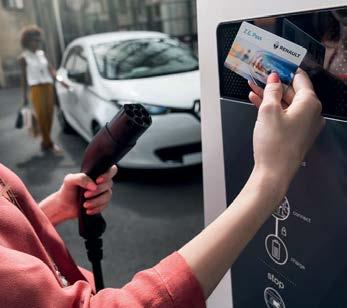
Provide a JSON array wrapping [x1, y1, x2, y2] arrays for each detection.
[[65, 47, 91, 85], [73, 53, 88, 75], [64, 52, 76, 72]]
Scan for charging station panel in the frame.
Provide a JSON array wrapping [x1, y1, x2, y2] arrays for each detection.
[[217, 8, 347, 308], [220, 99, 347, 307], [198, 2, 347, 307]]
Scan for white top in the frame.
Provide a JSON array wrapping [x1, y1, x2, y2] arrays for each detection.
[[21, 49, 54, 86]]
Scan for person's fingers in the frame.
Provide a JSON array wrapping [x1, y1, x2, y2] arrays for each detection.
[[249, 80, 295, 105], [288, 89, 322, 120], [292, 68, 314, 93], [249, 89, 290, 110], [288, 70, 321, 117], [86, 204, 108, 215], [84, 180, 113, 198], [96, 165, 118, 184], [84, 189, 112, 210], [261, 72, 283, 108], [248, 81, 264, 98], [249, 91, 262, 108], [283, 86, 295, 105], [63, 173, 97, 191]]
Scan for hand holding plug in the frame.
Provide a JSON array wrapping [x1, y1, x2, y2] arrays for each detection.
[[57, 165, 118, 220]]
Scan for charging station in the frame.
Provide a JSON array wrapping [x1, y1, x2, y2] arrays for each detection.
[[197, 1, 347, 307]]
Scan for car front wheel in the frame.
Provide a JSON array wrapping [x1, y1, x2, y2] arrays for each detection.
[[57, 107, 75, 134]]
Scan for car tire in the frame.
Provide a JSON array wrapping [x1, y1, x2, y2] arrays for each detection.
[[92, 121, 101, 136], [57, 107, 75, 134]]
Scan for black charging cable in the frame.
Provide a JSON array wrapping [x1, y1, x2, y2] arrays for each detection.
[[79, 104, 152, 291]]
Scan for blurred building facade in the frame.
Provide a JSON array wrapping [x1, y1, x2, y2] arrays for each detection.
[[0, 0, 197, 88], [0, 0, 35, 87]]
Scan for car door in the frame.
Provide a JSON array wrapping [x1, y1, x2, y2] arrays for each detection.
[[65, 47, 93, 136], [56, 50, 77, 124]]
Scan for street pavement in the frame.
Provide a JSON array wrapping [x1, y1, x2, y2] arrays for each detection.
[[0, 87, 204, 288]]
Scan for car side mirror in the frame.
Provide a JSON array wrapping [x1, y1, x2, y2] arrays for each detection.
[[68, 71, 92, 85]]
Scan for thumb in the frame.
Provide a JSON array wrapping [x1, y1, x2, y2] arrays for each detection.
[[63, 173, 97, 191], [261, 72, 283, 108]]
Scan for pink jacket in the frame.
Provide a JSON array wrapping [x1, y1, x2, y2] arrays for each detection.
[[0, 164, 205, 307]]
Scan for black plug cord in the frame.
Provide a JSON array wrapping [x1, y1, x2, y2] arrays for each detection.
[[79, 104, 152, 292]]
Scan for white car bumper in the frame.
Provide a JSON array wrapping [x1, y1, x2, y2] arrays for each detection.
[[118, 112, 201, 169]]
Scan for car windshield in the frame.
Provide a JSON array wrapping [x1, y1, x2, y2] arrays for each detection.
[[92, 37, 199, 80]]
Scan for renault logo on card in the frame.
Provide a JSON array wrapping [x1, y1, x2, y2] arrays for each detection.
[[274, 41, 301, 58], [279, 45, 301, 58]]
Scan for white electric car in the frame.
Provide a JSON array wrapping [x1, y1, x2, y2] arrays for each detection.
[[56, 31, 201, 168]]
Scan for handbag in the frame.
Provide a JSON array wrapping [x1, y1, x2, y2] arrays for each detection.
[[15, 105, 40, 137], [15, 109, 23, 129], [15, 101, 29, 129]]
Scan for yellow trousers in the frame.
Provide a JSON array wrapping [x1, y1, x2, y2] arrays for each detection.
[[30, 83, 55, 148]]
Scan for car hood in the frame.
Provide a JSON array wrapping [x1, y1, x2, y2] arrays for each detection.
[[100, 70, 200, 109]]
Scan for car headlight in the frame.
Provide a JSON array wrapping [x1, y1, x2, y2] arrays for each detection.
[[142, 103, 169, 115], [112, 100, 169, 115]]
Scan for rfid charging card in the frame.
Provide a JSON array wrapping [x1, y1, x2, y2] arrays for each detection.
[[224, 21, 307, 88]]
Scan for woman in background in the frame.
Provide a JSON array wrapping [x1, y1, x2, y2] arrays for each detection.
[[19, 25, 67, 155]]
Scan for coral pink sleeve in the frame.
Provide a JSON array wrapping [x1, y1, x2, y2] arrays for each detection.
[[90, 252, 206, 308], [153, 252, 206, 307], [0, 247, 205, 308]]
